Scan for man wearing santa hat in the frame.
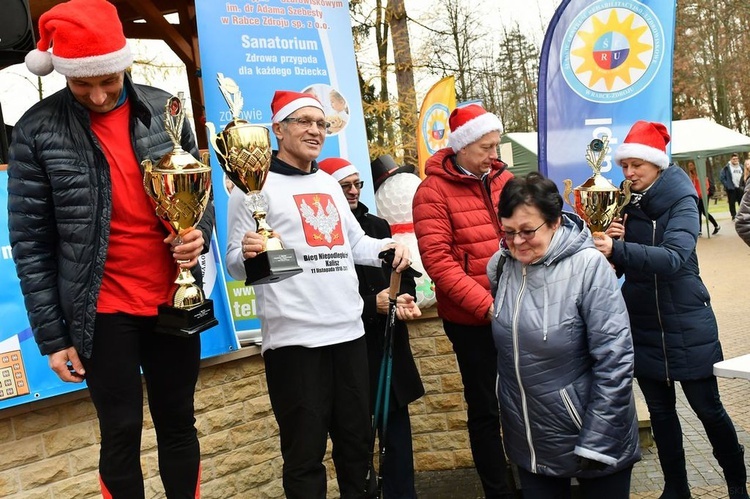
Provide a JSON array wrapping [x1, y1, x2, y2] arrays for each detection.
[[225, 92, 412, 498], [318, 157, 424, 499], [412, 104, 515, 498], [7, 0, 214, 497]]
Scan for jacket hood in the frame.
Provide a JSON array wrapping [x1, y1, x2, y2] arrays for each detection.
[[541, 211, 593, 266], [424, 147, 507, 182], [635, 166, 697, 219]]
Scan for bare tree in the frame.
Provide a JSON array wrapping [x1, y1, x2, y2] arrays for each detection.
[[673, 0, 750, 133], [495, 25, 539, 132], [414, 0, 489, 102], [387, 0, 418, 165], [350, 0, 418, 162]]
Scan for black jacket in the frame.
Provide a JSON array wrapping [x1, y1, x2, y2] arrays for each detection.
[[354, 203, 424, 409], [8, 74, 214, 358]]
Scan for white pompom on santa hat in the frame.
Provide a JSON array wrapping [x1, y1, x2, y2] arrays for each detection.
[[271, 90, 324, 123], [448, 104, 504, 152], [25, 0, 133, 78], [318, 157, 359, 181], [614, 120, 671, 170]]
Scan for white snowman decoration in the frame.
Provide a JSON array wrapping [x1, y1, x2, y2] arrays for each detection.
[[372, 155, 437, 309]]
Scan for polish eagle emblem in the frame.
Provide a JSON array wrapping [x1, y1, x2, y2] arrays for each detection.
[[295, 193, 342, 248]]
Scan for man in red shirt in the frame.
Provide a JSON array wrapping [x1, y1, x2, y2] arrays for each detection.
[[8, 1, 213, 497]]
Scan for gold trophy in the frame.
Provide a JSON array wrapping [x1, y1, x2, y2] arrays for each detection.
[[142, 96, 218, 336], [206, 73, 302, 285], [563, 136, 632, 233]]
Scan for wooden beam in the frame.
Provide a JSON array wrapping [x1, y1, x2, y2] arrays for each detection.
[[120, 0, 194, 65], [177, 2, 206, 149]]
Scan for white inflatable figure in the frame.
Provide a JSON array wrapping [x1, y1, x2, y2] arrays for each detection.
[[373, 159, 437, 309]]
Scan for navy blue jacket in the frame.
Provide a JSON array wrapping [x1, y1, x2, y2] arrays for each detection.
[[610, 166, 722, 381]]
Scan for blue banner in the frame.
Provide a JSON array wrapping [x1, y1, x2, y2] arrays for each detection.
[[539, 0, 676, 190], [194, 0, 370, 341], [0, 169, 238, 411], [0, 170, 85, 408]]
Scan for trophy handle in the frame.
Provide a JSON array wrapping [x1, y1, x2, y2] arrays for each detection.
[[205, 122, 228, 165], [615, 179, 633, 217], [562, 179, 574, 209], [141, 160, 158, 199]]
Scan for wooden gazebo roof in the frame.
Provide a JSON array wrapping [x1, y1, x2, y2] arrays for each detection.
[[29, 0, 207, 145]]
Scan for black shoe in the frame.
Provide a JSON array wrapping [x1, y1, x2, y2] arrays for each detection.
[[713, 226, 720, 235]]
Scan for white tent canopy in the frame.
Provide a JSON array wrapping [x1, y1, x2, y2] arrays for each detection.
[[502, 118, 750, 171], [670, 118, 750, 160]]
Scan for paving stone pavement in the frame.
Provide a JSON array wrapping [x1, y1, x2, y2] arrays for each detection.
[[414, 210, 750, 498]]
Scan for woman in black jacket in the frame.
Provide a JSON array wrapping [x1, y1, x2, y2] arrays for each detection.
[[595, 121, 748, 499]]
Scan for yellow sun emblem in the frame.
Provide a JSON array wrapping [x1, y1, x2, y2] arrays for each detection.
[[570, 9, 653, 92], [424, 107, 450, 154]]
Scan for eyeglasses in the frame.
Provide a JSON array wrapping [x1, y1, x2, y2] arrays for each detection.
[[340, 180, 364, 191], [282, 117, 331, 131], [504, 222, 546, 240]]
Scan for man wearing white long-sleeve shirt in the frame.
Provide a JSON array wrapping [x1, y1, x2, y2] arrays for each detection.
[[225, 90, 411, 499]]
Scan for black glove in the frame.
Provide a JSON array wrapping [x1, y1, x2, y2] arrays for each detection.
[[578, 457, 608, 471]]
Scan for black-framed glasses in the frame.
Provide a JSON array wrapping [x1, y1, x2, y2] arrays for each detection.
[[505, 222, 546, 240], [340, 180, 364, 191], [282, 117, 331, 131]]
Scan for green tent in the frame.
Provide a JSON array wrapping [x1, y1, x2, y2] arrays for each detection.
[[500, 132, 538, 177]]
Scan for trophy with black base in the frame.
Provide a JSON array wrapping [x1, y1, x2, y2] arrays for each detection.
[[142, 96, 218, 336], [206, 73, 302, 284]]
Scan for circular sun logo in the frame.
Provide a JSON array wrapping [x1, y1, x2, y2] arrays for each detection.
[[560, 2, 664, 103], [421, 103, 450, 154]]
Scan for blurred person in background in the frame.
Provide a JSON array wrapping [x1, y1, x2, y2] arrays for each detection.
[[686, 160, 719, 235]]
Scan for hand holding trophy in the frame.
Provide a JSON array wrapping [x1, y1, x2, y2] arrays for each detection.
[[142, 96, 218, 336], [563, 136, 632, 233], [206, 73, 302, 285]]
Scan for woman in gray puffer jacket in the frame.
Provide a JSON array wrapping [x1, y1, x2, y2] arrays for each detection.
[[488, 173, 640, 498]]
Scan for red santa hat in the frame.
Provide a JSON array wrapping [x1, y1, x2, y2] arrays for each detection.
[[614, 121, 671, 170], [271, 90, 324, 123], [25, 0, 133, 78], [318, 157, 359, 182], [448, 104, 504, 152]]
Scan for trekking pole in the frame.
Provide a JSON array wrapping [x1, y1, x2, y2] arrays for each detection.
[[366, 269, 401, 498]]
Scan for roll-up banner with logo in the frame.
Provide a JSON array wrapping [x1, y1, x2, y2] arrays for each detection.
[[417, 76, 456, 178], [539, 0, 677, 190], [194, 0, 370, 342]]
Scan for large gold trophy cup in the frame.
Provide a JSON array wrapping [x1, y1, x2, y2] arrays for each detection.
[[142, 96, 218, 336], [563, 136, 632, 233], [206, 73, 302, 285]]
